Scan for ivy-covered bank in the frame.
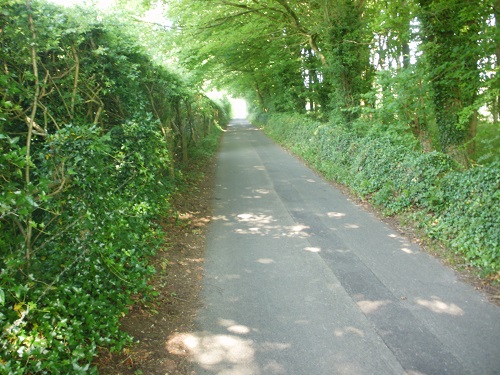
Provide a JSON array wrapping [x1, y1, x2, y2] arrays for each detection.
[[0, 2, 228, 373], [254, 113, 499, 278]]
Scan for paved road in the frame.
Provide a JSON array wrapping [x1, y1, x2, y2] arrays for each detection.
[[188, 119, 500, 375]]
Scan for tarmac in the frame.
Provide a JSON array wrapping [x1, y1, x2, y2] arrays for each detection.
[[189, 119, 500, 375]]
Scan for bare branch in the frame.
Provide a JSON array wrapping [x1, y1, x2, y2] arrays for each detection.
[[40, 62, 73, 118], [26, 0, 39, 266], [132, 16, 179, 30], [25, 115, 47, 137], [38, 102, 60, 130], [70, 45, 79, 116]]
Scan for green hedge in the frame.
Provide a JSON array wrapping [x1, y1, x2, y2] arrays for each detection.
[[0, 121, 163, 374], [256, 113, 499, 276], [0, 2, 227, 373]]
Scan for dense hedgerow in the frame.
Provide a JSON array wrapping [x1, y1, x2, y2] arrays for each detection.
[[0, 121, 163, 374], [0, 1, 228, 373], [256, 113, 499, 276]]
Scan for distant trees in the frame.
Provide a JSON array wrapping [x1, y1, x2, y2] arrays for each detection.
[[168, 0, 499, 164]]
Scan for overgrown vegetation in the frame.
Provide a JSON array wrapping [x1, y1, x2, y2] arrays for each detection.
[[168, 0, 499, 165], [0, 1, 228, 373]]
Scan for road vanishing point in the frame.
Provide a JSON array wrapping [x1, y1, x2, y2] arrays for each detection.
[[186, 119, 500, 375]]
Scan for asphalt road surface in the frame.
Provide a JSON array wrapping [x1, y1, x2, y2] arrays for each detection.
[[188, 119, 500, 375]]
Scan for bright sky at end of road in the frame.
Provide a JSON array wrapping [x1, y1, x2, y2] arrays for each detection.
[[230, 98, 248, 119], [207, 90, 248, 119]]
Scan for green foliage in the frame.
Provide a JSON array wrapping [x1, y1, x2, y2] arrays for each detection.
[[0, 121, 162, 373], [429, 163, 499, 273], [258, 113, 500, 276], [168, 0, 370, 115], [359, 67, 435, 145], [0, 1, 228, 373], [474, 120, 500, 164], [323, 0, 373, 122], [171, 0, 498, 165]]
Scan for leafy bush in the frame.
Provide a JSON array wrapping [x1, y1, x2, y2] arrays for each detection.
[[1, 122, 161, 373], [257, 113, 499, 277], [431, 163, 500, 272]]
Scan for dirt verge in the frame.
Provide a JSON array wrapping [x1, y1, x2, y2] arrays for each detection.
[[96, 157, 217, 375]]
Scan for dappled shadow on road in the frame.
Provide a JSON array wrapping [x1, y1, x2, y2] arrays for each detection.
[[211, 211, 312, 239], [203, 175, 480, 373], [165, 317, 291, 374]]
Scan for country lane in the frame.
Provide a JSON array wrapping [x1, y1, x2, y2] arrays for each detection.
[[185, 119, 500, 375]]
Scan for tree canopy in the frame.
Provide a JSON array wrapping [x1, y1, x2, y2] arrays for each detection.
[[167, 0, 499, 163]]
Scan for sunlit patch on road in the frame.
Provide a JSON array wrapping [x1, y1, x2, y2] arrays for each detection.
[[237, 213, 274, 223], [166, 327, 293, 374], [254, 188, 270, 194], [344, 223, 360, 229], [233, 212, 311, 238], [357, 300, 392, 314], [401, 247, 415, 254], [334, 326, 365, 338], [304, 246, 321, 253], [415, 297, 464, 316], [257, 258, 275, 264], [171, 332, 258, 373], [327, 211, 347, 218]]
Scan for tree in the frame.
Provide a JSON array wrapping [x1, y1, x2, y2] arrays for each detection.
[[167, 0, 308, 112], [490, 0, 500, 123], [417, 0, 488, 161], [319, 0, 372, 122]]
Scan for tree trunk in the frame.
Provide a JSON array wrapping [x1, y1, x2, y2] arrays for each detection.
[[159, 123, 175, 178], [402, 41, 410, 69], [418, 0, 480, 162], [323, 0, 370, 123], [254, 80, 267, 112], [468, 110, 478, 158], [494, 0, 500, 123], [25, 0, 40, 267], [179, 100, 188, 163]]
